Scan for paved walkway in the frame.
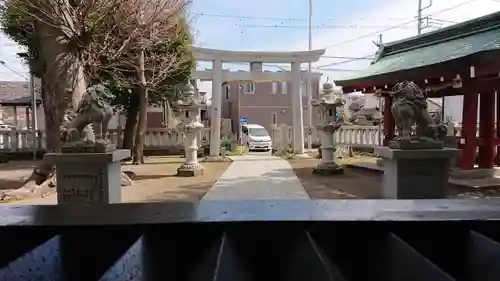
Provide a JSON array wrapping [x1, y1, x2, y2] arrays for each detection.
[[201, 155, 310, 200]]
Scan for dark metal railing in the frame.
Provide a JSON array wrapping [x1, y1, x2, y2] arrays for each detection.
[[1, 199, 500, 281]]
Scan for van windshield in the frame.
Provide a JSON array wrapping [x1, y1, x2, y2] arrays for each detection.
[[249, 128, 269, 137]]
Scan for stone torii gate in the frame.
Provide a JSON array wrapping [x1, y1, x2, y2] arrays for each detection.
[[191, 46, 325, 158]]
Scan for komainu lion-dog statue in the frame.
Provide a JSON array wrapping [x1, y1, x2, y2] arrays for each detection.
[[61, 84, 116, 153], [378, 81, 445, 149]]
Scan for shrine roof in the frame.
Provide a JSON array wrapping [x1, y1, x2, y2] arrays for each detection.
[[335, 11, 500, 87], [0, 95, 42, 106]]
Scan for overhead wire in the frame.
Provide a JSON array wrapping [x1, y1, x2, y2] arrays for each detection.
[[316, 55, 374, 68], [240, 24, 414, 29], [191, 12, 307, 21], [323, 0, 480, 49], [215, 61, 361, 73], [0, 60, 28, 80], [191, 12, 418, 22], [322, 55, 374, 59], [195, 0, 484, 74]]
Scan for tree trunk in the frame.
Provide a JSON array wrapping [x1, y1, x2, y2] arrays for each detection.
[[122, 96, 140, 151], [41, 78, 61, 153], [22, 22, 87, 187], [25, 79, 58, 185], [133, 50, 148, 164]]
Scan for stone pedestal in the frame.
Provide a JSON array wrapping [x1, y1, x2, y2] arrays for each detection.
[[375, 147, 460, 199], [177, 164, 203, 177], [376, 158, 386, 167], [177, 129, 203, 177], [313, 126, 343, 175], [44, 149, 130, 205], [175, 83, 207, 176], [203, 155, 230, 162], [311, 82, 345, 175]]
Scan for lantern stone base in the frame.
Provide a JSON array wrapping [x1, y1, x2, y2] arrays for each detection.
[[177, 163, 204, 177], [291, 153, 313, 159], [376, 158, 386, 167], [313, 162, 344, 175], [203, 156, 231, 162]]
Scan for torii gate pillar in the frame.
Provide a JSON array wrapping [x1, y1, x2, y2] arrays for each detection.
[[192, 47, 325, 158]]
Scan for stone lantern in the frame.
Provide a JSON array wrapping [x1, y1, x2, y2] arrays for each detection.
[[312, 82, 345, 175], [175, 83, 204, 177]]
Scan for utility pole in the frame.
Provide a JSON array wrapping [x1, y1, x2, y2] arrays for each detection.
[[306, 0, 313, 150], [376, 33, 383, 146], [417, 0, 443, 120], [29, 69, 37, 160], [417, 0, 433, 35]]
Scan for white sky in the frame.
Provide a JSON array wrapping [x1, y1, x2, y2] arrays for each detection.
[[0, 34, 28, 81], [2, 0, 500, 96], [297, 0, 500, 83], [198, 0, 500, 98]]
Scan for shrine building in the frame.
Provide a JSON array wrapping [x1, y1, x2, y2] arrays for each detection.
[[335, 11, 500, 170]]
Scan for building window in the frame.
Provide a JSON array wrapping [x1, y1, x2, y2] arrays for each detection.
[[281, 81, 288, 94], [271, 81, 278, 94], [244, 82, 255, 94], [272, 112, 277, 125]]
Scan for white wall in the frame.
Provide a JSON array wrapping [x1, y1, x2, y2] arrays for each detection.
[[364, 94, 381, 108], [1, 104, 130, 130], [342, 92, 381, 118], [443, 96, 464, 123], [442, 94, 496, 124]]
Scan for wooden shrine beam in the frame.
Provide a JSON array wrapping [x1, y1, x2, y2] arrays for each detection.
[[497, 91, 500, 166], [383, 96, 395, 145], [478, 91, 496, 169], [340, 52, 500, 93], [347, 77, 500, 99], [460, 92, 479, 170]]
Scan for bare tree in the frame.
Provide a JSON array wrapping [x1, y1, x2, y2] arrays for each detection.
[[0, 0, 123, 187], [88, 0, 191, 164], [1, 0, 189, 189]]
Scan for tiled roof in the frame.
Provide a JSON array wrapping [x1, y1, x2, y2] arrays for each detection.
[[336, 11, 500, 85], [0, 80, 42, 105]]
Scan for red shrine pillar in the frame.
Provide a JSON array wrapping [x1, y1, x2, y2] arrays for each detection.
[[496, 91, 500, 166], [460, 93, 478, 170], [383, 96, 395, 146], [478, 92, 495, 168]]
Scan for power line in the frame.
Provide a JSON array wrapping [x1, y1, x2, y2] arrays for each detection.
[[0, 60, 28, 80], [192, 12, 419, 23], [191, 12, 307, 21], [323, 0, 480, 49], [322, 55, 374, 59], [219, 62, 360, 73], [316, 56, 373, 68], [428, 17, 458, 24], [240, 24, 414, 29], [319, 68, 361, 72]]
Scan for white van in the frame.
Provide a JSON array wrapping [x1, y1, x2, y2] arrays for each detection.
[[241, 124, 272, 151]]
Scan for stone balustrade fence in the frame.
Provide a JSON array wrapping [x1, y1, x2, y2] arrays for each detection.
[[270, 125, 383, 150], [269, 123, 474, 150], [0, 124, 473, 153], [0, 128, 212, 152]]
